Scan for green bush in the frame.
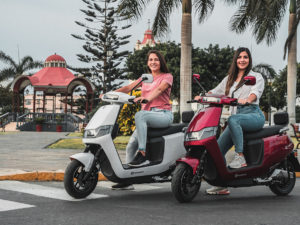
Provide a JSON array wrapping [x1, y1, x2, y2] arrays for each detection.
[[117, 90, 141, 135], [35, 117, 45, 125], [173, 111, 180, 123]]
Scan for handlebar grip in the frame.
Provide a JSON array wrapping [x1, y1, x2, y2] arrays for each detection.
[[129, 99, 149, 104], [187, 100, 198, 103]]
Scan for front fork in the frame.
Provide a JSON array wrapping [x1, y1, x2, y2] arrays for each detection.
[[82, 145, 102, 182], [177, 150, 207, 184], [191, 150, 207, 184]]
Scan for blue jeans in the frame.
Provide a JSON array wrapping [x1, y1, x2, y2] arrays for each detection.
[[125, 108, 173, 163], [218, 105, 265, 156]]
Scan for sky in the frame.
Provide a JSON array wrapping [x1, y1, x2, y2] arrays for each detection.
[[0, 0, 295, 76]]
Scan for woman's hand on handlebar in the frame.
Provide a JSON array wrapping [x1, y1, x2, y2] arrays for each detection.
[[99, 94, 104, 99], [238, 98, 250, 105], [134, 96, 148, 103], [194, 96, 201, 101]]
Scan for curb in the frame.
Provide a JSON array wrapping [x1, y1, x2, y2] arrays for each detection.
[[0, 171, 108, 182]]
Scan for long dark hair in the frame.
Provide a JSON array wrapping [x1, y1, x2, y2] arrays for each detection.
[[147, 50, 169, 73], [225, 47, 252, 95]]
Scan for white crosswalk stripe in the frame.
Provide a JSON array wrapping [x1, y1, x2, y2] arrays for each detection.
[[98, 181, 164, 192], [0, 199, 35, 212], [0, 181, 107, 201]]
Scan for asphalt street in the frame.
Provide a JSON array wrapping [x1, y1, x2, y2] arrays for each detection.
[[0, 180, 300, 225]]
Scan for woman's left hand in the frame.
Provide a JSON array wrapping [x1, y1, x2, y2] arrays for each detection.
[[238, 98, 249, 105], [134, 96, 148, 103]]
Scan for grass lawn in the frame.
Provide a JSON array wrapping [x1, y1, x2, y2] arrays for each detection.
[[67, 132, 83, 137], [48, 135, 130, 150]]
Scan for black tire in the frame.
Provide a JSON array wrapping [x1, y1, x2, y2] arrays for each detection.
[[269, 159, 296, 196], [171, 163, 201, 203], [64, 160, 98, 199]]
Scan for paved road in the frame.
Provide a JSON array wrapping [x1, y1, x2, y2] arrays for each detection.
[[0, 180, 300, 225], [0, 132, 81, 173]]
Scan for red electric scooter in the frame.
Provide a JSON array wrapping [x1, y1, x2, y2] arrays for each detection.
[[171, 75, 297, 203]]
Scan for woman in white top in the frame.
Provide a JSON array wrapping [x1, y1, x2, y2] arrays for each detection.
[[195, 47, 265, 195]]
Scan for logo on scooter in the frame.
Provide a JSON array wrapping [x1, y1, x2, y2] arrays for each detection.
[[131, 171, 144, 175], [234, 173, 247, 178]]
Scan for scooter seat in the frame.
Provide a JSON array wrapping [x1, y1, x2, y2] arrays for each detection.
[[147, 123, 188, 138], [244, 125, 286, 141]]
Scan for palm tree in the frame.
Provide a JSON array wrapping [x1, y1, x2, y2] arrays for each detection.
[[253, 63, 277, 124], [224, 0, 299, 124], [0, 51, 43, 87], [118, 0, 215, 116]]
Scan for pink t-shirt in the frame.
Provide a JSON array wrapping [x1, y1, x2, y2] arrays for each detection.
[[138, 73, 173, 111]]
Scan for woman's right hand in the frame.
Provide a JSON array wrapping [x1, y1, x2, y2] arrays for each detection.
[[194, 96, 201, 101], [99, 94, 104, 99]]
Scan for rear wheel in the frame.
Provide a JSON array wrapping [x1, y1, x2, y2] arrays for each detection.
[[171, 163, 201, 203], [269, 159, 296, 196], [64, 160, 98, 199]]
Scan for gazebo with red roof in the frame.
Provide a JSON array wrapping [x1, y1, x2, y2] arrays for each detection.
[[12, 54, 95, 115]]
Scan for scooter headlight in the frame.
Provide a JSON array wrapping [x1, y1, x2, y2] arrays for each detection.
[[185, 127, 218, 141], [84, 125, 113, 138]]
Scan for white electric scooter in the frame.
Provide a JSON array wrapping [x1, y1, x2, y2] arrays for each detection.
[[64, 74, 192, 198]]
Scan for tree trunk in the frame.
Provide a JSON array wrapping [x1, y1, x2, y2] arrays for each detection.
[[287, 13, 297, 125], [180, 1, 192, 119]]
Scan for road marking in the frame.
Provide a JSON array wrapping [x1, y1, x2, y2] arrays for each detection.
[[0, 181, 107, 201], [98, 181, 163, 192], [0, 199, 35, 212]]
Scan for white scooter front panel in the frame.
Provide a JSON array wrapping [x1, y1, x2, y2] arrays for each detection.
[[85, 104, 120, 130]]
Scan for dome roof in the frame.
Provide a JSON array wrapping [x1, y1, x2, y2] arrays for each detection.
[[45, 54, 66, 62]]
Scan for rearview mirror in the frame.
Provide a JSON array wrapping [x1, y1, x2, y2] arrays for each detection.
[[141, 74, 153, 83], [244, 76, 256, 85], [192, 74, 200, 83]]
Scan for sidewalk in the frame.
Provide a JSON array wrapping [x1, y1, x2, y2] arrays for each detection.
[[0, 132, 126, 181], [0, 131, 299, 181]]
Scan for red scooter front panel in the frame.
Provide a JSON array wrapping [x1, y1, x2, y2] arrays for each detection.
[[187, 107, 222, 133]]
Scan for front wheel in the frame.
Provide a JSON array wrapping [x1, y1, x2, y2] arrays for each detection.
[[171, 163, 201, 203], [64, 160, 99, 199], [269, 159, 296, 196]]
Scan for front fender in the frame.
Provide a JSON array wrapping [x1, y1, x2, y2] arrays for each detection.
[[70, 152, 94, 172], [177, 157, 200, 174]]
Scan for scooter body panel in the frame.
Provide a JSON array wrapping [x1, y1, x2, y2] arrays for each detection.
[[187, 107, 222, 133], [85, 104, 121, 129], [83, 132, 186, 179], [260, 135, 294, 172]]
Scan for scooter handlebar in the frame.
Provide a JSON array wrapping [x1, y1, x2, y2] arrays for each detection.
[[128, 99, 149, 104], [187, 100, 198, 103]]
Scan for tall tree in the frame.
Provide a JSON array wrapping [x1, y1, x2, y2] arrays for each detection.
[[118, 0, 215, 117], [72, 0, 131, 94], [0, 85, 13, 114], [224, 0, 299, 124], [0, 51, 42, 87], [252, 63, 277, 118], [272, 63, 300, 110]]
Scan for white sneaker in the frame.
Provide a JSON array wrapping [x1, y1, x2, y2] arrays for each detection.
[[206, 186, 230, 195], [228, 153, 247, 168]]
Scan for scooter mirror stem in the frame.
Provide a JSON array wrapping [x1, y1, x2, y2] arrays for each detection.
[[130, 77, 147, 96], [193, 77, 206, 96], [130, 74, 153, 95], [231, 80, 248, 98]]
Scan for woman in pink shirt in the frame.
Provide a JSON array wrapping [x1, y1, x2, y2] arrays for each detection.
[[111, 50, 173, 189]]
